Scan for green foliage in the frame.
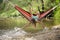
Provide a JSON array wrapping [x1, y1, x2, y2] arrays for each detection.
[[0, 0, 59, 17], [0, 17, 27, 29], [0, 17, 54, 32], [0, 0, 60, 31], [54, 6, 60, 24], [0, 0, 3, 4], [0, 18, 16, 29]]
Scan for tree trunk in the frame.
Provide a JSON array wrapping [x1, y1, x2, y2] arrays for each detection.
[[41, 0, 44, 13]]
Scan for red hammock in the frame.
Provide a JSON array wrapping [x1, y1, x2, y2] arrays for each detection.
[[15, 5, 58, 22], [15, 6, 31, 22]]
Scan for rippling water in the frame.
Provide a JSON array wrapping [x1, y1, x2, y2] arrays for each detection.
[[0, 27, 36, 40]]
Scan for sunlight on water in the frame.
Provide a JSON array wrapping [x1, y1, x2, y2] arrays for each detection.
[[0, 27, 36, 40]]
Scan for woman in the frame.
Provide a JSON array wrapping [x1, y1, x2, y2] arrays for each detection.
[[31, 13, 40, 28]]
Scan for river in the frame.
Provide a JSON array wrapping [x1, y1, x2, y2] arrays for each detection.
[[0, 27, 37, 40]]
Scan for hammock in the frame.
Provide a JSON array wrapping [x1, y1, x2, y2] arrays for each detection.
[[39, 6, 57, 19], [15, 6, 31, 22], [15, 5, 58, 22]]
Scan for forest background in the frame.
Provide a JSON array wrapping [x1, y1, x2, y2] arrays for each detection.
[[0, 0, 60, 32]]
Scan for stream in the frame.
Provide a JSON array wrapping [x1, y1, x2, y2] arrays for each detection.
[[0, 27, 36, 40], [0, 25, 60, 40]]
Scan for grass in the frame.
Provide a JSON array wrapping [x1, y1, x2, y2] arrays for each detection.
[[0, 14, 54, 32], [0, 17, 60, 33]]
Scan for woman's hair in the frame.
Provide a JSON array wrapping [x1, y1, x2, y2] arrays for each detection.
[[33, 14, 37, 16]]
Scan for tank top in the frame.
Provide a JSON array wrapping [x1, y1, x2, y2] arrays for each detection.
[[32, 15, 38, 21]]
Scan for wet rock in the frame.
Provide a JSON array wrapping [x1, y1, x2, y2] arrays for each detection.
[[34, 29, 60, 40]]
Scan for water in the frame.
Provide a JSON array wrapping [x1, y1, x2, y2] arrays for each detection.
[[0, 27, 36, 40]]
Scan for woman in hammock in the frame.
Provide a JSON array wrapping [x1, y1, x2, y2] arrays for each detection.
[[31, 11, 40, 28]]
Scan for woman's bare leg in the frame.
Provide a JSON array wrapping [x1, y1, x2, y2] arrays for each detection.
[[22, 22, 31, 28], [33, 23, 36, 28], [37, 20, 45, 29], [40, 21, 45, 29]]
